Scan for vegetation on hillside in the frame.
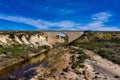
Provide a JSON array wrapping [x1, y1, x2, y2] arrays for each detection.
[[0, 44, 50, 67], [71, 32, 120, 65], [70, 48, 90, 69], [0, 44, 50, 58], [0, 31, 44, 35], [74, 31, 120, 43]]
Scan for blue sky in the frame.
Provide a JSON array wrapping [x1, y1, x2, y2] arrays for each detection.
[[0, 0, 120, 31]]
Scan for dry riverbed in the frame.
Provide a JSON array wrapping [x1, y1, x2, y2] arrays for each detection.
[[1, 46, 120, 80]]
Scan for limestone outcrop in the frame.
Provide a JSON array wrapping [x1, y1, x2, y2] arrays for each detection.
[[0, 31, 65, 47]]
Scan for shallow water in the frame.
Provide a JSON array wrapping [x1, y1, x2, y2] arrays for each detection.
[[0, 50, 49, 80]]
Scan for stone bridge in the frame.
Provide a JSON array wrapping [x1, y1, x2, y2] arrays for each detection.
[[42, 31, 84, 43]]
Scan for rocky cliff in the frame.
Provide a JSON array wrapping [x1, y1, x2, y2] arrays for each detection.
[[0, 31, 66, 69], [0, 31, 65, 47]]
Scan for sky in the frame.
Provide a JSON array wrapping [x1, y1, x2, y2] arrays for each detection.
[[0, 0, 120, 31]]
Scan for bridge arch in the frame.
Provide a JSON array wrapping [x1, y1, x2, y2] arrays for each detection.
[[42, 31, 84, 43], [55, 32, 68, 43]]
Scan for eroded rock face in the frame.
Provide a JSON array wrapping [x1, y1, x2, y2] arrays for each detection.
[[0, 31, 66, 70], [0, 35, 12, 44], [0, 32, 65, 47]]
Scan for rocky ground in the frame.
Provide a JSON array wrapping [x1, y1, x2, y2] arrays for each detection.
[[1, 45, 120, 80], [26, 46, 120, 80], [28, 46, 87, 80], [80, 47, 120, 80]]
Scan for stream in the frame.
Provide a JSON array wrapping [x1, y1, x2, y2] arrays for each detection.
[[0, 50, 49, 80]]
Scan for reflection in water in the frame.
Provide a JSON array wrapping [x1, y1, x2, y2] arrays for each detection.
[[0, 50, 49, 80]]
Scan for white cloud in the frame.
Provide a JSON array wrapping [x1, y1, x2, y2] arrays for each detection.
[[54, 21, 80, 29], [0, 14, 79, 30], [77, 12, 120, 31], [0, 14, 53, 29], [0, 12, 120, 31], [92, 12, 112, 22]]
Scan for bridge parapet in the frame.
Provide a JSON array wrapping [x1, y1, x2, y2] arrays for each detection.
[[42, 31, 84, 43]]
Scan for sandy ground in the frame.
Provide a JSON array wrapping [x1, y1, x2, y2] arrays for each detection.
[[6, 46, 119, 80], [81, 48, 120, 80]]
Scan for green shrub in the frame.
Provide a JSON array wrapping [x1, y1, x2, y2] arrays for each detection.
[[75, 71, 82, 75], [97, 50, 112, 60], [79, 64, 85, 68], [71, 63, 78, 69], [9, 32, 15, 39]]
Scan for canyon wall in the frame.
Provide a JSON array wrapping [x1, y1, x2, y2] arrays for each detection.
[[0, 31, 65, 47]]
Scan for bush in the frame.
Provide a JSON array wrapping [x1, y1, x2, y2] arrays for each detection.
[[75, 71, 82, 75], [0, 44, 50, 59], [79, 64, 85, 68], [9, 32, 15, 39], [97, 50, 112, 60], [77, 50, 90, 62], [38, 45, 50, 50], [71, 63, 78, 69], [114, 75, 120, 78]]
